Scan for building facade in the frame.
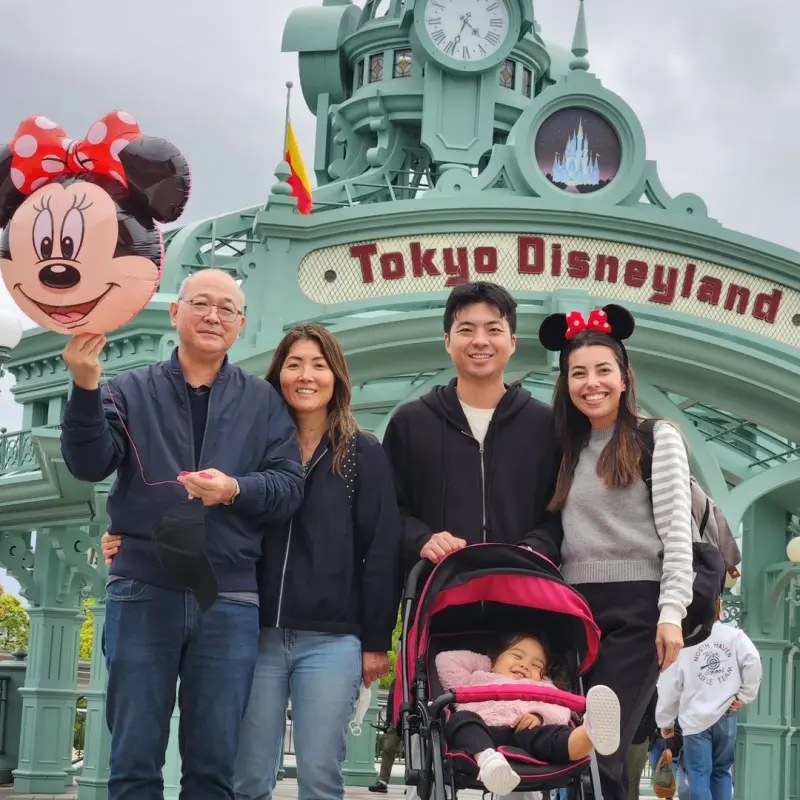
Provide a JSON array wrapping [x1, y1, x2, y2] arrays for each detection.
[[0, 0, 798, 796]]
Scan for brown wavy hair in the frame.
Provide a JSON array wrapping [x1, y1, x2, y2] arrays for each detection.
[[264, 323, 360, 475], [548, 331, 643, 511]]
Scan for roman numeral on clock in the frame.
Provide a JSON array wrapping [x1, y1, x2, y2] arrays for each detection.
[[427, 16, 442, 25], [486, 1, 500, 10], [431, 29, 446, 44], [489, 18, 504, 27], [485, 31, 500, 45], [462, 46, 470, 59], [444, 39, 457, 55]]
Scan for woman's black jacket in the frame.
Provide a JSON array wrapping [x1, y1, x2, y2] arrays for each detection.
[[259, 431, 403, 652]]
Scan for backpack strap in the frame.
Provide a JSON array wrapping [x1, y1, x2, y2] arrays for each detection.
[[692, 477, 712, 540], [638, 418, 657, 501]]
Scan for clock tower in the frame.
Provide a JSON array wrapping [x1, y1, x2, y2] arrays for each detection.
[[402, 0, 535, 176]]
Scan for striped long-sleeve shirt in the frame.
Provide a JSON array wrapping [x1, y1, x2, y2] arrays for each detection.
[[561, 420, 694, 627]]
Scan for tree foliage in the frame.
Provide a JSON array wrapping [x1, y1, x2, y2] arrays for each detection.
[[80, 598, 95, 660], [379, 612, 402, 689], [0, 587, 29, 652]]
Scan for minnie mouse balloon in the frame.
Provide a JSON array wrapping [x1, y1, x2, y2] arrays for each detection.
[[0, 112, 191, 335]]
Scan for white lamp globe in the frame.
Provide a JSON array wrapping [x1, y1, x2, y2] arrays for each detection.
[[0, 310, 23, 351], [787, 537, 800, 564]]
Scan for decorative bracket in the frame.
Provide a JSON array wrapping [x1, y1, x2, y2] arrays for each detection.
[[762, 562, 800, 633]]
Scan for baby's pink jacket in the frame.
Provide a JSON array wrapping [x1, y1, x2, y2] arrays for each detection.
[[435, 650, 572, 728]]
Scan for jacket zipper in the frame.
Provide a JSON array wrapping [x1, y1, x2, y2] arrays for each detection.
[[182, 382, 213, 469], [461, 431, 488, 544], [275, 446, 329, 626]]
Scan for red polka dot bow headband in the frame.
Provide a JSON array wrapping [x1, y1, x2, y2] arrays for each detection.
[[565, 308, 612, 340], [7, 111, 143, 196], [538, 303, 636, 372]]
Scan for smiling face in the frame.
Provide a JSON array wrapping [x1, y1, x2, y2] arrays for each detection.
[[0, 181, 160, 334], [279, 338, 336, 417], [492, 637, 547, 681], [444, 301, 516, 381], [567, 344, 627, 429]]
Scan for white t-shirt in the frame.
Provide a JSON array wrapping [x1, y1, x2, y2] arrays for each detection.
[[459, 400, 496, 445], [655, 621, 763, 735]]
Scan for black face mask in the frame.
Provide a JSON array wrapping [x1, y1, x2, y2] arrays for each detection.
[[153, 498, 218, 612]]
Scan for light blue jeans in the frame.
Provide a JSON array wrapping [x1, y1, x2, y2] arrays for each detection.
[[682, 712, 738, 800], [234, 627, 362, 800]]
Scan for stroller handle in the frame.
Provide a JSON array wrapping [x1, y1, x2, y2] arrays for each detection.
[[403, 557, 432, 603], [450, 684, 587, 714]]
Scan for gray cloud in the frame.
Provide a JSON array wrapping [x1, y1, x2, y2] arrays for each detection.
[[0, 0, 795, 420]]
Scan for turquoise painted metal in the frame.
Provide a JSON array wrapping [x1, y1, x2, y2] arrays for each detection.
[[0, 0, 797, 794]]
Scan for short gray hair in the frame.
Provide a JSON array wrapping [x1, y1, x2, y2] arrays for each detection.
[[177, 269, 245, 308]]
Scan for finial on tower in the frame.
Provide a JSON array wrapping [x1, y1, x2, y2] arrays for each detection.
[[569, 0, 590, 72]]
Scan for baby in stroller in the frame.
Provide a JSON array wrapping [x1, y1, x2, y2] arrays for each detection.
[[436, 632, 621, 796]]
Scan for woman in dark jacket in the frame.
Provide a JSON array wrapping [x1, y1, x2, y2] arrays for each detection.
[[235, 323, 403, 800]]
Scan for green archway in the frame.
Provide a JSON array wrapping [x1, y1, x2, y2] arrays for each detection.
[[0, 0, 797, 796]]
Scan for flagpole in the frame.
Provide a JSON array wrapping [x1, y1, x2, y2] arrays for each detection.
[[283, 81, 294, 157]]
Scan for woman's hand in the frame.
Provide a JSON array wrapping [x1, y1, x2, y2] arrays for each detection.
[[513, 713, 543, 732], [100, 532, 122, 566], [656, 623, 683, 671], [362, 652, 389, 687]]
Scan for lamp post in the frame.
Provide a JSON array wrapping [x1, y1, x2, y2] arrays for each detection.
[[762, 537, 800, 633]]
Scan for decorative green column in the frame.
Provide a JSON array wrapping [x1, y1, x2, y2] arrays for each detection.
[[76, 601, 110, 800], [342, 683, 379, 787], [11, 529, 83, 794], [737, 498, 792, 798]]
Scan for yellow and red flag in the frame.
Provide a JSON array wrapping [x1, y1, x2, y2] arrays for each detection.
[[285, 122, 312, 215]]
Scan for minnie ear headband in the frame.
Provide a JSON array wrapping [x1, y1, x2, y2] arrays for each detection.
[[538, 304, 636, 373]]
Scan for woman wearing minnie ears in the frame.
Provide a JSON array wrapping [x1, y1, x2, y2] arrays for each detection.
[[528, 304, 694, 800]]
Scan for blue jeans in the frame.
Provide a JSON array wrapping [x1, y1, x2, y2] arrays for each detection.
[[650, 737, 691, 798], [682, 713, 738, 800], [103, 579, 259, 800], [234, 627, 362, 800]]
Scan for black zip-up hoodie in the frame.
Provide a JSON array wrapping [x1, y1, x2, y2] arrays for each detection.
[[259, 431, 403, 652], [382, 378, 562, 573]]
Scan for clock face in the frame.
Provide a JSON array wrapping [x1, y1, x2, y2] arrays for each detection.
[[423, 0, 511, 63]]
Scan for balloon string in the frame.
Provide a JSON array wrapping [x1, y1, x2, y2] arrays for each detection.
[[102, 370, 182, 488]]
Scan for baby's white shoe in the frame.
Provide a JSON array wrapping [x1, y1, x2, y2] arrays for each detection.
[[584, 685, 621, 756], [477, 749, 521, 796]]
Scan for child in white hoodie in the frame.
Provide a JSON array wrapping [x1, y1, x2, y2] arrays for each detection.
[[655, 598, 761, 800]]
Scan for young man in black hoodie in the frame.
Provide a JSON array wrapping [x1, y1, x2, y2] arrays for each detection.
[[383, 281, 562, 574]]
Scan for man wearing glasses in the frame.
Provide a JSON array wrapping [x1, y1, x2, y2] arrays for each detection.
[[60, 268, 304, 800]]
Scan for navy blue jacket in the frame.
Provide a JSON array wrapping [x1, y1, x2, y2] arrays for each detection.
[[60, 349, 305, 593], [259, 431, 402, 652]]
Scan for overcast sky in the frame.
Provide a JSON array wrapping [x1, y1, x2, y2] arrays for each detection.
[[0, 0, 796, 594]]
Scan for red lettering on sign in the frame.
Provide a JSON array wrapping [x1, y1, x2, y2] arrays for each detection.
[[381, 252, 405, 280], [518, 237, 544, 274], [697, 276, 722, 306], [474, 247, 498, 273], [411, 243, 440, 277], [595, 255, 618, 283], [551, 243, 562, 276], [650, 265, 677, 305], [624, 260, 647, 288], [444, 248, 469, 286], [681, 264, 696, 298], [350, 243, 378, 283], [567, 251, 590, 279], [753, 289, 782, 323], [724, 285, 749, 315]]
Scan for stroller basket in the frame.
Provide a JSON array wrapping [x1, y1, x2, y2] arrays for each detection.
[[395, 543, 602, 799]]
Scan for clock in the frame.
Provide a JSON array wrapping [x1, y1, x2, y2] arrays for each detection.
[[413, 0, 520, 73]]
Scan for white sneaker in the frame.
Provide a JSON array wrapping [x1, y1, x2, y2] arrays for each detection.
[[583, 685, 621, 756], [477, 750, 521, 796]]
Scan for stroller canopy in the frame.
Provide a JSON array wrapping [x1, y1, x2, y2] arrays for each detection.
[[405, 544, 601, 678]]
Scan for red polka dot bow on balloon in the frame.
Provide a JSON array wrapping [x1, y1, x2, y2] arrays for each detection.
[[8, 111, 143, 195], [565, 308, 613, 340]]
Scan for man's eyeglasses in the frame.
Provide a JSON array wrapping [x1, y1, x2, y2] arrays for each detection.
[[180, 298, 242, 324]]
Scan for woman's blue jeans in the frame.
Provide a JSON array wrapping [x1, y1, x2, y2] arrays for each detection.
[[234, 627, 362, 800]]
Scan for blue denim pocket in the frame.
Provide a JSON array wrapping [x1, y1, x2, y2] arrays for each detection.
[[105, 578, 152, 602]]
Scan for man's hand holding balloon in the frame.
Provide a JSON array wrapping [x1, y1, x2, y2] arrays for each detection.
[[62, 333, 105, 390], [177, 468, 238, 507]]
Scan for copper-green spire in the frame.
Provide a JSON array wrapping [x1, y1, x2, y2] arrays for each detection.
[[569, 0, 590, 71]]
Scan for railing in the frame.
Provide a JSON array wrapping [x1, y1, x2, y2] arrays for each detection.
[[0, 429, 38, 474]]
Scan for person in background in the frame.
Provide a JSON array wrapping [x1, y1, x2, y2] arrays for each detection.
[[626, 692, 656, 800], [657, 596, 762, 800], [67, 269, 304, 800]]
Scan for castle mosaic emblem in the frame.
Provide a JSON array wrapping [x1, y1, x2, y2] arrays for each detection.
[[535, 107, 622, 194]]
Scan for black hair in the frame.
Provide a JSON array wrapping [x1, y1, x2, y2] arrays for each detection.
[[443, 281, 518, 334], [487, 632, 570, 691], [0, 135, 190, 269]]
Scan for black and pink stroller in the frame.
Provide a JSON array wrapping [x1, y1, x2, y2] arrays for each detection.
[[394, 543, 603, 799]]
